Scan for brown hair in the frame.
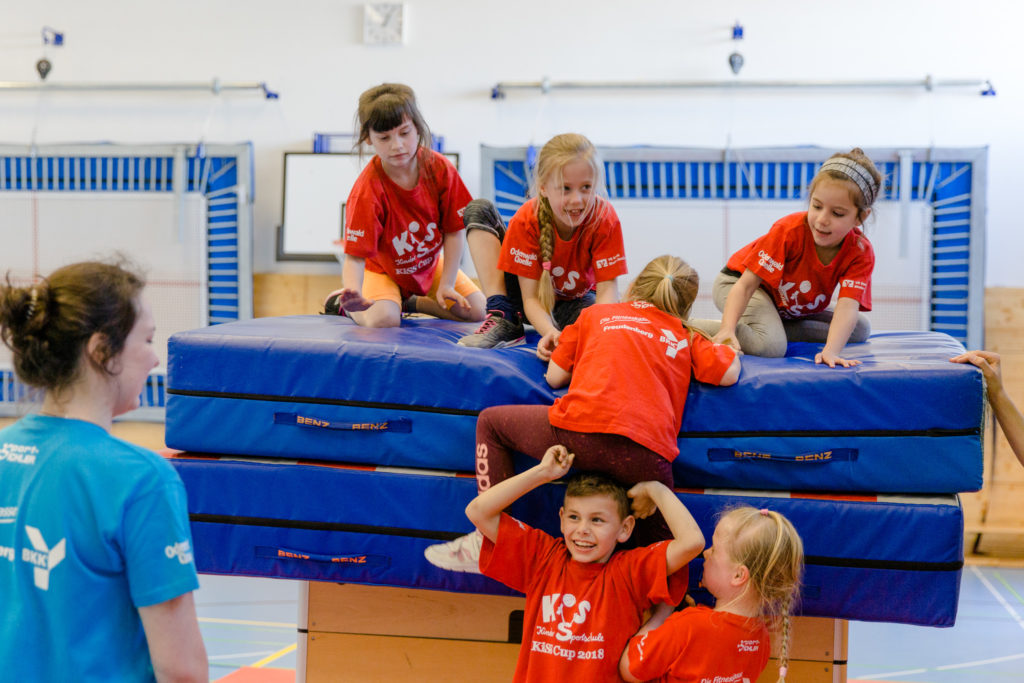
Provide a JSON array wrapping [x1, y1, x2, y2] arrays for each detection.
[[564, 471, 631, 521], [809, 147, 882, 223], [532, 133, 605, 313], [718, 506, 804, 683], [0, 260, 145, 393], [626, 255, 700, 321], [355, 83, 432, 154]]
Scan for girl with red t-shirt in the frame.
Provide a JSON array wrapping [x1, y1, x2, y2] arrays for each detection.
[[425, 255, 740, 572], [691, 148, 882, 368], [457, 133, 628, 353], [323, 83, 485, 328], [620, 506, 804, 683]]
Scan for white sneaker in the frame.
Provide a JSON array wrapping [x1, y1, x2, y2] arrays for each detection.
[[424, 530, 483, 573]]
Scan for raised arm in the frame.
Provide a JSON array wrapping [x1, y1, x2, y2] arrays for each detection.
[[952, 350, 1024, 467], [713, 269, 762, 352], [466, 445, 574, 542], [627, 481, 705, 574], [139, 592, 208, 682], [816, 296, 861, 368]]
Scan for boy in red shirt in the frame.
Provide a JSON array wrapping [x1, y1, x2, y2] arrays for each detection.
[[466, 444, 705, 683]]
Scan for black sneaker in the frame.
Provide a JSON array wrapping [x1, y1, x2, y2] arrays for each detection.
[[458, 311, 525, 349], [463, 198, 506, 240]]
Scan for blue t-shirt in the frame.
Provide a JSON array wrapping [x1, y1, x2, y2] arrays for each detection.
[[0, 415, 199, 681]]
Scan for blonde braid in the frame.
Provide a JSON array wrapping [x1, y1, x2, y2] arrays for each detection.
[[776, 597, 793, 683], [536, 197, 556, 313]]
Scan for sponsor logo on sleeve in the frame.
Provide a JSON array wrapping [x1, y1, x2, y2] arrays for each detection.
[[757, 250, 783, 274], [165, 539, 194, 565], [509, 247, 538, 268], [841, 278, 867, 291], [22, 526, 65, 590], [594, 253, 624, 270]]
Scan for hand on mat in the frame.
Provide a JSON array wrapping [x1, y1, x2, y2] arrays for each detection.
[[436, 284, 470, 316], [951, 350, 1004, 394], [329, 288, 374, 313], [536, 329, 561, 361], [711, 329, 742, 354], [626, 482, 659, 519], [815, 350, 861, 368], [539, 444, 574, 481]]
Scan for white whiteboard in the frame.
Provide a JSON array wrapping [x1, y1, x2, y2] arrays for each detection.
[[279, 152, 460, 261]]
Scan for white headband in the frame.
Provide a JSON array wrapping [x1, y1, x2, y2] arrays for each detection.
[[819, 157, 879, 206]]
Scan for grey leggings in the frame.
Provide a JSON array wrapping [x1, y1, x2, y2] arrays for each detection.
[[689, 271, 870, 358]]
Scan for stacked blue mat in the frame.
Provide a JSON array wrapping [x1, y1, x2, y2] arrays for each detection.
[[164, 315, 983, 627]]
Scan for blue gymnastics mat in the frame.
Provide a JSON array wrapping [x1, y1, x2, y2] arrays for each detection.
[[167, 454, 963, 627], [165, 315, 983, 494]]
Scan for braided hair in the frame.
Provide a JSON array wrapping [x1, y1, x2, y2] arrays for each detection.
[[532, 133, 605, 314], [717, 506, 804, 683]]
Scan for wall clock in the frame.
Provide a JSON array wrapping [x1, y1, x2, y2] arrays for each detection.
[[363, 3, 404, 45]]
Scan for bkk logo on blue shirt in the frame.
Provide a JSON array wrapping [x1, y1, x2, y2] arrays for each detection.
[[22, 526, 65, 590]]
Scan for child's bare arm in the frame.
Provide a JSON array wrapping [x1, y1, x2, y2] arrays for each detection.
[[545, 357, 572, 388], [817, 296, 862, 368], [718, 350, 741, 386], [619, 643, 642, 683], [713, 269, 762, 351], [466, 445, 574, 542], [628, 481, 705, 574]]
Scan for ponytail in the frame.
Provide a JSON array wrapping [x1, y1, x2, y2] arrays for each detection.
[[626, 255, 699, 321]]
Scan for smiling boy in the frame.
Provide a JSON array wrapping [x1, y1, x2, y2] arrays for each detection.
[[465, 445, 704, 682]]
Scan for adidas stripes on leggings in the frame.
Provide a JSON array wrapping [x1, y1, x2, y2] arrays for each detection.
[[475, 404, 674, 546]]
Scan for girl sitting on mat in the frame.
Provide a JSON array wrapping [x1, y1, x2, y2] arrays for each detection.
[[620, 506, 804, 683], [690, 148, 882, 368], [425, 254, 740, 571], [457, 133, 628, 354], [0, 260, 207, 680], [324, 83, 486, 327]]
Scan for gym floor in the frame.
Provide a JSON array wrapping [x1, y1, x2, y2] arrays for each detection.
[[197, 563, 1024, 682]]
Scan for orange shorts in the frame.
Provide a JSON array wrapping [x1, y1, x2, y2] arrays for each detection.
[[363, 256, 479, 307]]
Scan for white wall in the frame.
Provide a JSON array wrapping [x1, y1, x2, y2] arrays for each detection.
[[3, 0, 1021, 285]]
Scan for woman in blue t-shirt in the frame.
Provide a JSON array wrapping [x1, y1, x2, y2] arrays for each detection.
[[0, 260, 208, 681]]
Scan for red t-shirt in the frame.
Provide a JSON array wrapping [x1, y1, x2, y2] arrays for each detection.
[[498, 197, 628, 300], [726, 211, 874, 319], [627, 605, 771, 683], [481, 513, 688, 683], [549, 301, 737, 461], [342, 148, 472, 296]]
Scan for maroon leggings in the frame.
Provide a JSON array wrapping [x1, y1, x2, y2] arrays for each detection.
[[475, 404, 674, 545]]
